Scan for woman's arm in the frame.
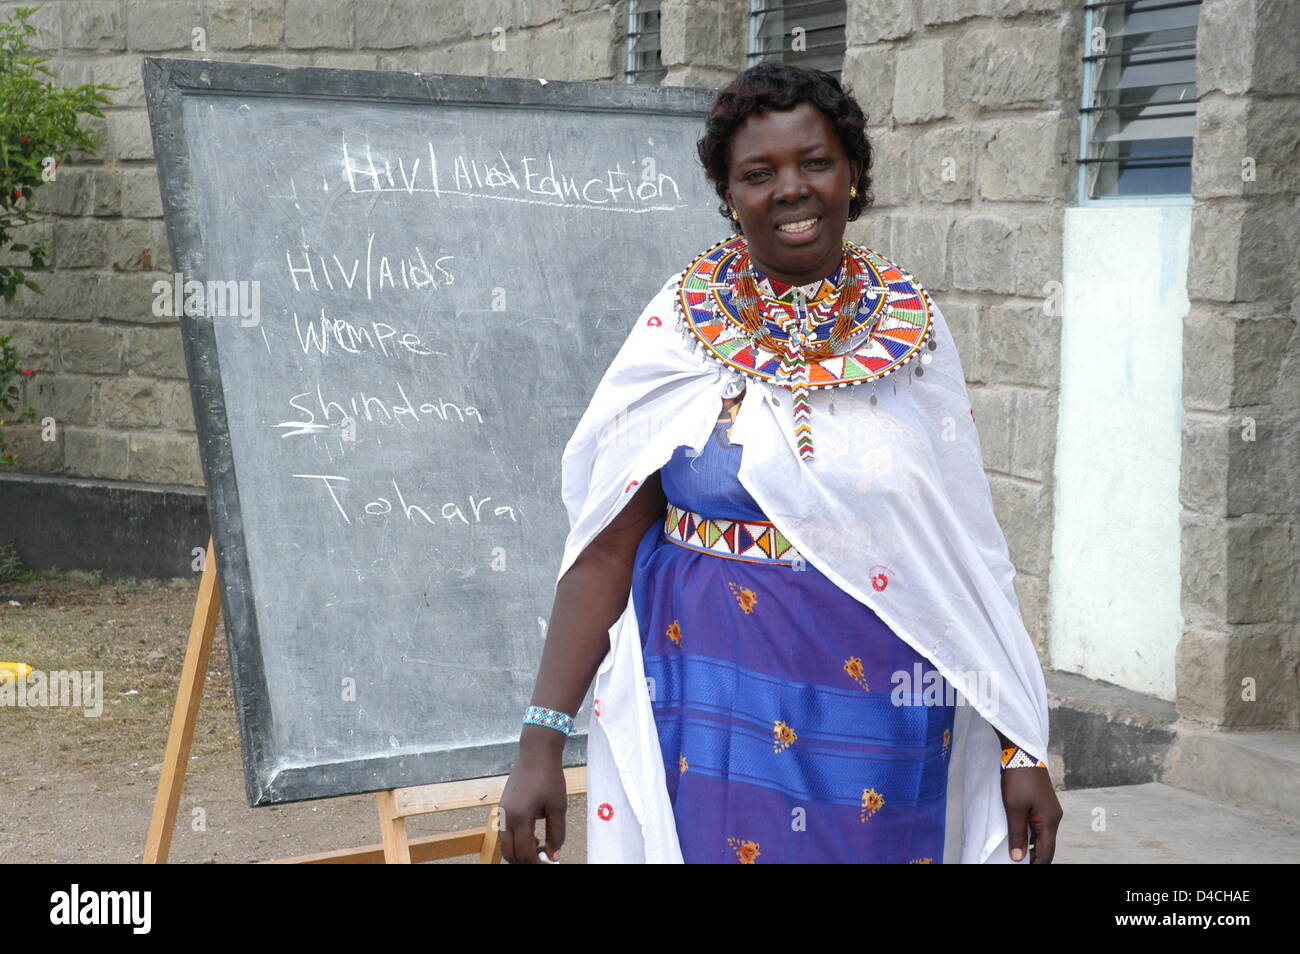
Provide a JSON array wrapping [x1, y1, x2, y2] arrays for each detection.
[[518, 469, 668, 759], [499, 470, 668, 863]]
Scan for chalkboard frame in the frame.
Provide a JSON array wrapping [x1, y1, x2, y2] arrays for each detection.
[[142, 56, 715, 806]]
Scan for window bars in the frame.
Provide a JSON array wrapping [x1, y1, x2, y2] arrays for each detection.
[[749, 0, 847, 78], [1080, 0, 1203, 199]]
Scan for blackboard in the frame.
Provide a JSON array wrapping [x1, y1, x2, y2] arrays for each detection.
[[142, 57, 723, 805]]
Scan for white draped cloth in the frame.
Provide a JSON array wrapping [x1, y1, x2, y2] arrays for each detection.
[[556, 256, 1050, 864]]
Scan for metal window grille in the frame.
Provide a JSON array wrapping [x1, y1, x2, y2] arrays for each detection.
[[626, 0, 666, 84], [748, 0, 847, 78], [1080, 0, 1203, 199]]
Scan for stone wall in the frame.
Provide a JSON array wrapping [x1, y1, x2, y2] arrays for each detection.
[[840, 0, 1080, 661], [1178, 0, 1299, 729]]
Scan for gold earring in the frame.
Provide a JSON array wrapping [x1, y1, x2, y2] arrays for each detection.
[[849, 185, 858, 199], [730, 208, 739, 221]]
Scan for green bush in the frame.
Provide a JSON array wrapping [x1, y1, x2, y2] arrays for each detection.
[[0, 5, 115, 468]]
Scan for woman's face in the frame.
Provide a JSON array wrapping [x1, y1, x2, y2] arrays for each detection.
[[723, 101, 860, 286]]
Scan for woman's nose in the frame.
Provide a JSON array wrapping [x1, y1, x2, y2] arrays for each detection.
[[772, 165, 812, 203]]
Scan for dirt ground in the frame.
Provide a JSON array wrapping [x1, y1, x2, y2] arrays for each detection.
[[0, 572, 585, 864]]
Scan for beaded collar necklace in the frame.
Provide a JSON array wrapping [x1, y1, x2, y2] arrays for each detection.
[[673, 234, 939, 461]]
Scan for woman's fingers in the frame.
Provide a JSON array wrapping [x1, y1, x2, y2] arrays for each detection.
[[544, 795, 567, 861], [1005, 801, 1031, 862], [1029, 799, 1063, 864], [503, 806, 542, 863]]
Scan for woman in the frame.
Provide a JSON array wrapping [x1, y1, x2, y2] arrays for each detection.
[[501, 62, 1061, 864]]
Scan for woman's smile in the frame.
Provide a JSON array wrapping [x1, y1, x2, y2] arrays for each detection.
[[774, 214, 823, 242]]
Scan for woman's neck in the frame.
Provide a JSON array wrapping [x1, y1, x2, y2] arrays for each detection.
[[748, 245, 845, 291]]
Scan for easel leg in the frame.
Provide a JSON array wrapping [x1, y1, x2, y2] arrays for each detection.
[[375, 789, 412, 863], [143, 536, 221, 864], [480, 805, 504, 864]]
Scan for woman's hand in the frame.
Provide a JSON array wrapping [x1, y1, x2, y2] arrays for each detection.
[[1001, 767, 1063, 863], [499, 740, 569, 864]]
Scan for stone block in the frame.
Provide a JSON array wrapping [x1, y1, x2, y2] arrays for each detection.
[[205, 0, 284, 50], [28, 374, 96, 427], [976, 116, 1068, 201], [124, 326, 187, 379], [887, 212, 950, 288], [0, 320, 58, 375], [847, 0, 914, 45], [61, 1, 127, 51], [285, 0, 354, 49], [64, 427, 130, 480], [0, 269, 94, 321], [914, 123, 974, 202], [935, 298, 981, 383], [125, 0, 202, 52], [954, 26, 1063, 108], [121, 168, 164, 218], [893, 38, 948, 123], [970, 385, 1016, 472], [952, 212, 1060, 296], [1176, 625, 1297, 726], [58, 323, 125, 374], [127, 432, 204, 485], [109, 110, 156, 161], [93, 54, 149, 108], [97, 376, 163, 427], [1198, 0, 1300, 97], [356, 0, 465, 49], [863, 125, 917, 206], [1009, 387, 1056, 483], [987, 470, 1051, 577], [94, 272, 180, 323], [841, 45, 894, 126], [52, 219, 156, 270], [310, 53, 378, 71], [160, 380, 197, 431], [980, 299, 1060, 387]]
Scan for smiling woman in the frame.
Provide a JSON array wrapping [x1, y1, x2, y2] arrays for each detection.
[[501, 62, 1060, 866]]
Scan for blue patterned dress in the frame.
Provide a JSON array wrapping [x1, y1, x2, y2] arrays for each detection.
[[631, 390, 959, 864]]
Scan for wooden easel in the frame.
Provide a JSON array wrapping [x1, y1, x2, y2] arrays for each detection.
[[143, 536, 585, 864]]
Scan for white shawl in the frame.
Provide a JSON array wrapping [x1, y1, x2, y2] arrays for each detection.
[[557, 253, 1050, 864]]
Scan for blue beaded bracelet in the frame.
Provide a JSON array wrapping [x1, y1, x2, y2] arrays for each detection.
[[523, 704, 575, 737]]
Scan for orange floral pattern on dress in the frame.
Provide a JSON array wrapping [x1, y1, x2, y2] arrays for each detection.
[[666, 619, 682, 645], [679, 753, 688, 774], [941, 727, 950, 760], [726, 837, 761, 863], [860, 787, 884, 822], [727, 581, 757, 613], [772, 720, 797, 752], [843, 655, 870, 691]]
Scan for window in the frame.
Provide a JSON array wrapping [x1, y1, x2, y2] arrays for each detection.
[[1080, 0, 1203, 199], [748, 0, 847, 78], [626, 0, 666, 84]]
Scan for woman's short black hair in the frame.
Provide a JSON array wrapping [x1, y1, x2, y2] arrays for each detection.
[[696, 61, 874, 232]]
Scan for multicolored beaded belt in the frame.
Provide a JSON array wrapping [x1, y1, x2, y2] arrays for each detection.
[[662, 502, 806, 567]]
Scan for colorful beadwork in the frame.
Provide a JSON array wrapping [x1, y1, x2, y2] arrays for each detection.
[[523, 704, 576, 737], [673, 234, 937, 462], [662, 502, 806, 566], [1000, 744, 1048, 770]]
